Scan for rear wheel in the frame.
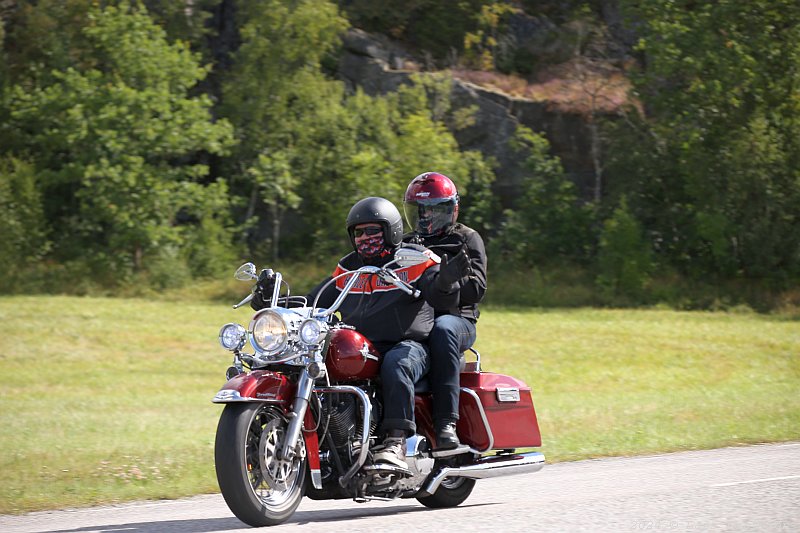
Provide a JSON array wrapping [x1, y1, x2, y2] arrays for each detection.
[[416, 477, 476, 508], [215, 403, 307, 526]]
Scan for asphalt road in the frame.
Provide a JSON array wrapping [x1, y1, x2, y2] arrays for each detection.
[[2, 442, 798, 533]]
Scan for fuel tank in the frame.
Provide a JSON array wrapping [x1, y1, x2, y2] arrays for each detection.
[[325, 328, 382, 382]]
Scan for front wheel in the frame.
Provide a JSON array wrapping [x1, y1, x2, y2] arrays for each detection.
[[416, 477, 476, 508], [215, 403, 307, 527]]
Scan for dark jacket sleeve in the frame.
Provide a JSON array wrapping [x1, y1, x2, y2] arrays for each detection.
[[417, 262, 461, 310], [458, 227, 487, 306]]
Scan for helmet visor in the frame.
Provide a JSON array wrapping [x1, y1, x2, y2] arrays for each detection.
[[404, 198, 456, 236]]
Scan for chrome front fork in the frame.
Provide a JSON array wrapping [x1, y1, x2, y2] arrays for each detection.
[[278, 368, 315, 461]]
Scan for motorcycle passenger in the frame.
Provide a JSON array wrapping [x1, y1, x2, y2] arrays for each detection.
[[402, 172, 488, 450], [252, 197, 465, 469]]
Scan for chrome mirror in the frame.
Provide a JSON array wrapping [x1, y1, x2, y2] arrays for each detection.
[[394, 248, 431, 268], [234, 262, 258, 281]]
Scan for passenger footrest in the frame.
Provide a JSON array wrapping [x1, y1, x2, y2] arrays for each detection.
[[431, 444, 471, 458]]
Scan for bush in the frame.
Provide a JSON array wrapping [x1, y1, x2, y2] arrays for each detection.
[[0, 157, 49, 292], [595, 198, 653, 302]]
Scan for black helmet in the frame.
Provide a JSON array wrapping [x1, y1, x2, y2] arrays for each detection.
[[346, 197, 404, 250]]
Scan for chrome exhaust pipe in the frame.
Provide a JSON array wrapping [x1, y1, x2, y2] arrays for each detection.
[[420, 451, 545, 496]]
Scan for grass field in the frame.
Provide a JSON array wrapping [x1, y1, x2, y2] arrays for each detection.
[[0, 296, 798, 513]]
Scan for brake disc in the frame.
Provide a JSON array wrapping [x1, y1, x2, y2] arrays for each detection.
[[258, 418, 294, 491]]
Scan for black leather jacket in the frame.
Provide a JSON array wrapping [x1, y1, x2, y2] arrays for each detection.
[[253, 244, 460, 354], [403, 223, 487, 322]]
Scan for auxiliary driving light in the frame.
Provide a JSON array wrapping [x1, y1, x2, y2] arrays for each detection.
[[299, 319, 328, 345], [219, 323, 247, 351]]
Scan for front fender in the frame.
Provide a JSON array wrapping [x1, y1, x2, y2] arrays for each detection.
[[212, 370, 296, 404]]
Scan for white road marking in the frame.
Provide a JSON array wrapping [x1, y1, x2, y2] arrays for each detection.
[[711, 474, 800, 487]]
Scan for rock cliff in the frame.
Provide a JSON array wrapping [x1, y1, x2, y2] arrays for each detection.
[[338, 28, 603, 206]]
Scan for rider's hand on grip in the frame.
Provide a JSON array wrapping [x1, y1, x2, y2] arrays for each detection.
[[257, 269, 276, 294], [435, 248, 470, 292], [251, 269, 276, 310]]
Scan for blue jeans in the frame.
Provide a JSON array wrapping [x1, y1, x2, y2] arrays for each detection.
[[428, 315, 477, 424], [380, 339, 430, 435]]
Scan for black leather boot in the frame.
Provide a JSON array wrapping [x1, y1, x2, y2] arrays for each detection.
[[435, 421, 460, 450]]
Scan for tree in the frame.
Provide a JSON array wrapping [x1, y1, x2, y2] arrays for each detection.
[[246, 152, 301, 261], [595, 197, 652, 301], [494, 125, 594, 264], [219, 0, 350, 256], [221, 5, 497, 258], [2, 2, 235, 280], [612, 0, 800, 282], [0, 157, 50, 291]]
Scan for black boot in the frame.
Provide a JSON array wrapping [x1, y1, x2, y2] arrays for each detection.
[[435, 421, 460, 450]]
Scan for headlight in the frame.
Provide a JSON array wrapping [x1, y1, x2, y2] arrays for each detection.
[[251, 310, 288, 354], [219, 323, 247, 351], [299, 319, 328, 345]]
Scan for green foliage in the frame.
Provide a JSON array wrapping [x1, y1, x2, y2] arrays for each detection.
[[611, 0, 800, 284], [595, 197, 653, 302], [141, 0, 216, 46], [247, 151, 301, 260], [340, 0, 490, 63], [222, 11, 497, 260], [219, 0, 351, 256], [463, 1, 519, 70], [0, 158, 50, 291], [2, 0, 96, 85], [2, 2, 235, 281], [493, 125, 594, 264]]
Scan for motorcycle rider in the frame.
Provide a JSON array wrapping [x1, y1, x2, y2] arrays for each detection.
[[252, 197, 469, 468], [402, 172, 487, 450]]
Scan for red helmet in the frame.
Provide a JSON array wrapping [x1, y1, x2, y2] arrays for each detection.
[[403, 172, 460, 236]]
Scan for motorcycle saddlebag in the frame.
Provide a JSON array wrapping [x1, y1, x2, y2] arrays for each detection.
[[457, 372, 542, 450]]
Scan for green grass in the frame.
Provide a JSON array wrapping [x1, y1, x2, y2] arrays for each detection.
[[0, 297, 798, 513], [478, 308, 800, 461]]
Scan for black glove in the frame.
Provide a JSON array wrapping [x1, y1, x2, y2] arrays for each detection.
[[436, 248, 471, 291], [256, 269, 276, 294], [251, 269, 276, 310], [250, 290, 269, 310]]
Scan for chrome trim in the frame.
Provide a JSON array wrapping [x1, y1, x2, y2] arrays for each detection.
[[460, 387, 494, 452], [212, 389, 286, 403], [310, 469, 322, 489], [219, 323, 247, 351], [431, 444, 472, 458], [420, 451, 545, 496], [315, 267, 381, 318], [269, 272, 283, 308], [280, 369, 315, 460], [314, 385, 373, 486], [496, 387, 520, 402], [360, 342, 380, 362], [467, 347, 481, 372], [232, 293, 254, 310]]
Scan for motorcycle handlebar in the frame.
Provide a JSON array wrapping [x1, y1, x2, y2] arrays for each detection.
[[313, 265, 421, 317], [233, 293, 254, 309]]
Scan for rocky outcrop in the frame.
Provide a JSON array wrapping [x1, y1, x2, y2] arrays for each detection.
[[338, 29, 599, 206]]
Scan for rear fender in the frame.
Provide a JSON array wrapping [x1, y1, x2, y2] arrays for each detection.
[[212, 370, 296, 404]]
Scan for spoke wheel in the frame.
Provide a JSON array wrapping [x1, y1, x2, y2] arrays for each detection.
[[216, 404, 307, 527]]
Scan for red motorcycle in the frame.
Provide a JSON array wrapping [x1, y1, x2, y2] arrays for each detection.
[[213, 249, 544, 527]]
